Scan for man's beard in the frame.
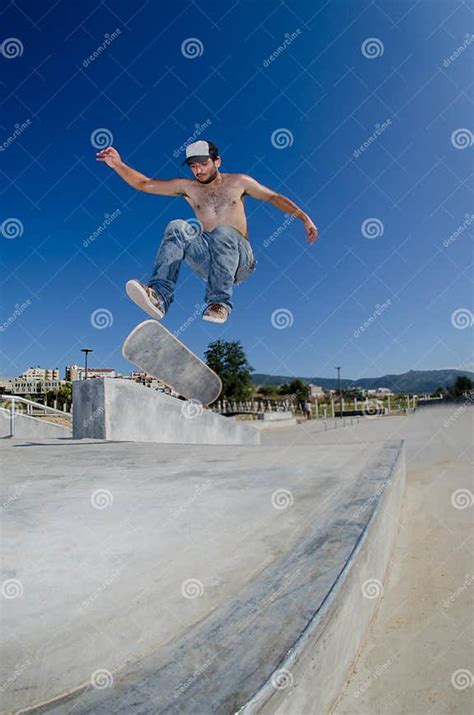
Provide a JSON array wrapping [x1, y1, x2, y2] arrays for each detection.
[[197, 169, 218, 184]]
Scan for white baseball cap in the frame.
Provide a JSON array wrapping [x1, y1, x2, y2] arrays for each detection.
[[182, 140, 213, 165]]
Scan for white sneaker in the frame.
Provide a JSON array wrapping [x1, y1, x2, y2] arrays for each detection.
[[202, 303, 229, 323], [125, 279, 165, 320]]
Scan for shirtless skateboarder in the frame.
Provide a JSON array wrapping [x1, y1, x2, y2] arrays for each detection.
[[96, 140, 318, 324]]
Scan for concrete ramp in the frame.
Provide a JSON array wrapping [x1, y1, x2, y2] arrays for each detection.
[[72, 378, 259, 445], [1, 435, 404, 714]]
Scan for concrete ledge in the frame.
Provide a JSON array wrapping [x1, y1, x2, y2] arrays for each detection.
[[72, 378, 260, 445], [0, 409, 71, 439], [259, 411, 294, 422]]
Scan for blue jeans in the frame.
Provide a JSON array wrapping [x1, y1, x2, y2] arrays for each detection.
[[147, 220, 257, 314]]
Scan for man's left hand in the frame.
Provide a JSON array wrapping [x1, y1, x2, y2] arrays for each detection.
[[304, 219, 318, 244]]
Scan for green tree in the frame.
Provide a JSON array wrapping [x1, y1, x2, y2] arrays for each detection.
[[205, 339, 255, 402], [258, 385, 280, 398], [448, 376, 473, 397], [288, 379, 310, 406]]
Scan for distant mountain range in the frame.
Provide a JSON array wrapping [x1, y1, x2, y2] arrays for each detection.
[[252, 369, 474, 394]]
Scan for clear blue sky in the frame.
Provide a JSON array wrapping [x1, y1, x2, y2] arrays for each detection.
[[1, 0, 473, 381]]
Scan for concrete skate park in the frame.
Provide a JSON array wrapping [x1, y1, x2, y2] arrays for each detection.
[[1, 382, 472, 714]]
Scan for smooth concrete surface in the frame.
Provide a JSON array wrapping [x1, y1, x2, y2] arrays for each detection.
[[331, 404, 474, 715], [259, 411, 294, 422], [2, 434, 402, 714], [72, 378, 260, 445], [0, 408, 71, 439]]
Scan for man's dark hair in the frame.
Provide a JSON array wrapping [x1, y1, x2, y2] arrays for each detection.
[[206, 140, 219, 161]]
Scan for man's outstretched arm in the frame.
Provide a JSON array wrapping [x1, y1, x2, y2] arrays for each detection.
[[96, 147, 187, 195], [241, 174, 318, 244]]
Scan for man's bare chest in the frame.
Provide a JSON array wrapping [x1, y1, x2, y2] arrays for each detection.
[[186, 182, 244, 213]]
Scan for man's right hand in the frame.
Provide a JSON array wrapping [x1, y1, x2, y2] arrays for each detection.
[[96, 146, 121, 168]]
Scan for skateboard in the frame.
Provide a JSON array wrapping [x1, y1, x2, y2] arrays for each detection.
[[122, 320, 223, 406]]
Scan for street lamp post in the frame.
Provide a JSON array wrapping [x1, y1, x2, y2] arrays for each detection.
[[335, 366, 342, 418], [81, 349, 93, 380]]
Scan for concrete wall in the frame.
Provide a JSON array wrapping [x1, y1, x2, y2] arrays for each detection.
[[72, 378, 260, 445], [0, 408, 71, 439]]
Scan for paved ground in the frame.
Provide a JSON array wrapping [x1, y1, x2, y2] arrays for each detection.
[[272, 405, 473, 715]]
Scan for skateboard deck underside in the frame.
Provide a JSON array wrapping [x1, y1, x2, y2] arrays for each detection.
[[122, 320, 222, 406]]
